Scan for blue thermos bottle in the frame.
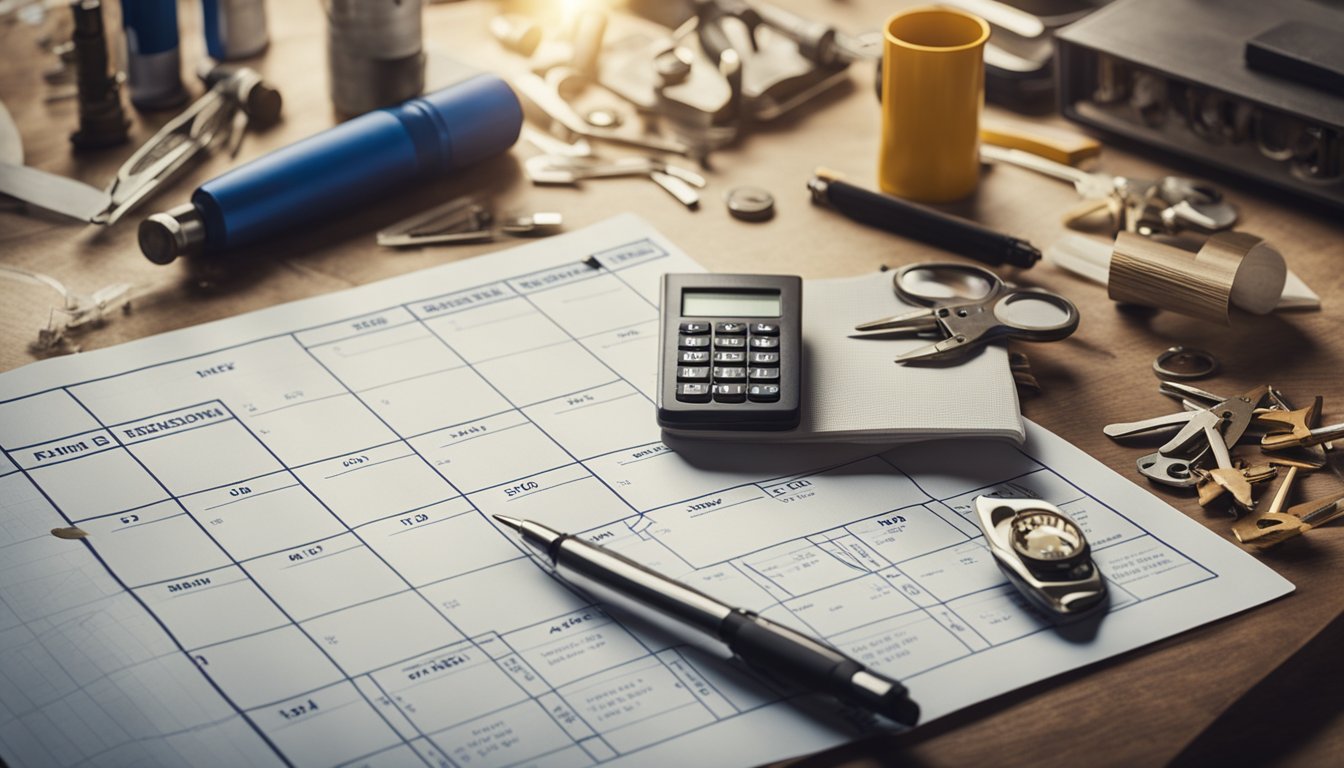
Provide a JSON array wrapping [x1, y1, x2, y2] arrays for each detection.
[[139, 73, 523, 264]]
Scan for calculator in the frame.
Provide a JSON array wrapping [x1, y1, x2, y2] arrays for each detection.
[[656, 273, 802, 431]]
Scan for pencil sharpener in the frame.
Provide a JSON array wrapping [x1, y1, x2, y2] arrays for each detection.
[[973, 496, 1107, 620]]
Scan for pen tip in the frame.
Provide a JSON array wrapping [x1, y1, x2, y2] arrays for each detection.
[[492, 514, 523, 531]]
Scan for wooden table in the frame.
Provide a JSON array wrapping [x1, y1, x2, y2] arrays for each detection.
[[2, 1, 1342, 766]]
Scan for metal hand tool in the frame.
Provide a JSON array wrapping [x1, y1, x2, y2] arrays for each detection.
[[979, 144, 1237, 235], [852, 262, 1079, 363], [1107, 383, 1267, 489], [513, 73, 691, 156], [1, 64, 279, 226], [525, 155, 706, 186], [1192, 420, 1258, 510], [1104, 383, 1263, 452], [376, 196, 562, 247], [525, 154, 706, 209], [981, 144, 1119, 199], [95, 65, 281, 225]]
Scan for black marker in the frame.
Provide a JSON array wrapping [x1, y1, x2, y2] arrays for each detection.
[[494, 514, 920, 727], [808, 167, 1040, 269]]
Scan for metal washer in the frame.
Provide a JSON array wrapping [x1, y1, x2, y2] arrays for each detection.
[[1153, 346, 1219, 380], [725, 186, 775, 222]]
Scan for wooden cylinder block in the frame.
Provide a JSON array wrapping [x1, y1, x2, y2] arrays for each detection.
[[1107, 232, 1286, 324]]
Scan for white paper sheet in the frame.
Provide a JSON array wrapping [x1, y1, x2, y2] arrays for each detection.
[[666, 271, 1024, 443], [0, 215, 1292, 768]]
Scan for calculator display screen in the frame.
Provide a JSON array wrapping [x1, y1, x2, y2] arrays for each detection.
[[681, 290, 781, 317]]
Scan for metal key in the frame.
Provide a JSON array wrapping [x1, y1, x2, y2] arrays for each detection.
[[1261, 421, 1344, 451], [1232, 462, 1301, 546]]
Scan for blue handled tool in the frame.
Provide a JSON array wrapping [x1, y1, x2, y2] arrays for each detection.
[[139, 73, 523, 265]]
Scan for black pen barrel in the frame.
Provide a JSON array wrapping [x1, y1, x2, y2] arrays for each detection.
[[722, 609, 920, 726], [817, 176, 1038, 269]]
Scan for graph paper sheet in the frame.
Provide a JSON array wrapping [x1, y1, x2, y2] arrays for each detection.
[[0, 215, 1292, 768]]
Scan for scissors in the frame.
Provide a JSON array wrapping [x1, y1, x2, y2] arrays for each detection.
[[853, 262, 1080, 363]]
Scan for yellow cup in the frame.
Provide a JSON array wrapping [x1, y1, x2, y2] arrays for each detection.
[[878, 7, 990, 202]]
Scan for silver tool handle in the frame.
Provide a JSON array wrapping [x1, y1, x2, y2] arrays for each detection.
[[980, 144, 1111, 198]]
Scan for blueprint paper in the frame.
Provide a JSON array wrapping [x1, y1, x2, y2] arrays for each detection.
[[0, 215, 1292, 768]]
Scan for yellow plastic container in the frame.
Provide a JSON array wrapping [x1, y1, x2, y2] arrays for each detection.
[[878, 7, 990, 202]]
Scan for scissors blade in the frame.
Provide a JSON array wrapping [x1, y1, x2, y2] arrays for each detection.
[[892, 336, 972, 362], [854, 307, 938, 333]]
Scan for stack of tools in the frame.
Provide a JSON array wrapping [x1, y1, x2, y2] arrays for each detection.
[[1105, 383, 1344, 548]]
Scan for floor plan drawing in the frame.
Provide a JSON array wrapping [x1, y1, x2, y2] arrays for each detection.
[[0, 216, 1292, 768]]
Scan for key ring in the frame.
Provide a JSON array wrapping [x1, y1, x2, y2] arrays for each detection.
[[1153, 346, 1219, 380]]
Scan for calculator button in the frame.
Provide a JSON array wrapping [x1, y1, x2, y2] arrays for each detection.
[[749, 336, 779, 350], [713, 366, 747, 381], [679, 335, 710, 349], [715, 322, 747, 334], [677, 366, 709, 382], [713, 383, 746, 403], [749, 352, 779, 366], [750, 322, 779, 336], [676, 383, 711, 402], [748, 384, 780, 402], [678, 350, 710, 364], [715, 336, 746, 349], [713, 351, 746, 364], [679, 322, 710, 334], [748, 367, 779, 382]]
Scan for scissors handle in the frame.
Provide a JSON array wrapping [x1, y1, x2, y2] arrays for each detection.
[[982, 289, 1080, 341]]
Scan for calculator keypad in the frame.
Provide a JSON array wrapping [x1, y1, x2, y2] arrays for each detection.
[[679, 350, 710, 364], [675, 322, 786, 404], [676, 383, 711, 402]]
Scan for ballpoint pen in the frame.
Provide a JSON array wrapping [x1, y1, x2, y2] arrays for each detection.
[[493, 514, 920, 727], [808, 167, 1041, 269]]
